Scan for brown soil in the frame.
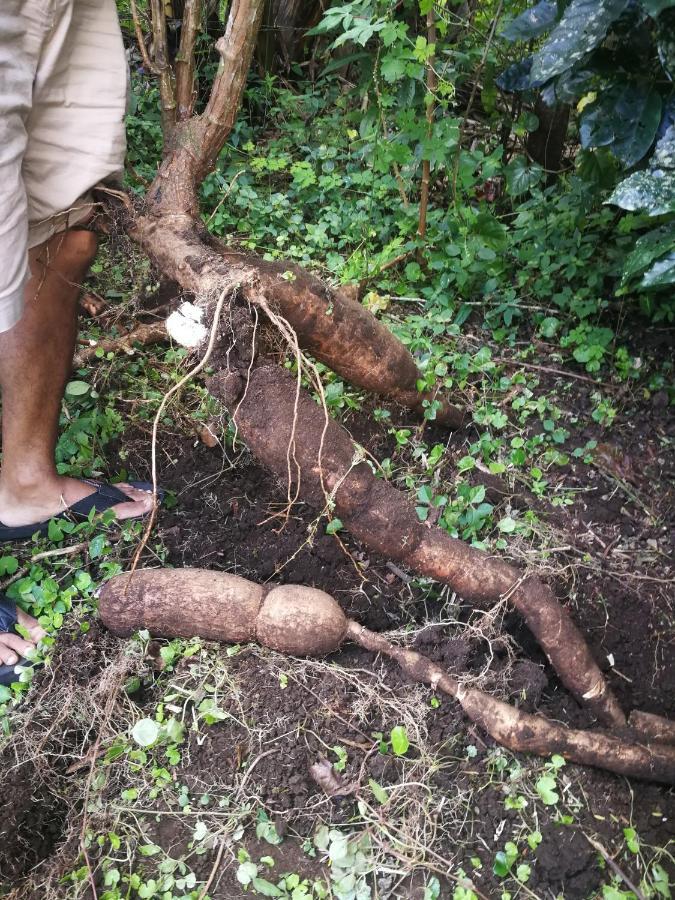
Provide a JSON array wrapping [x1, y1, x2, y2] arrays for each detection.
[[1, 366, 673, 899]]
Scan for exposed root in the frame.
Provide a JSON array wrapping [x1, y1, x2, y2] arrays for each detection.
[[74, 321, 168, 366], [345, 622, 675, 785], [231, 365, 625, 727], [629, 710, 675, 745], [98, 568, 675, 784], [126, 212, 465, 426]]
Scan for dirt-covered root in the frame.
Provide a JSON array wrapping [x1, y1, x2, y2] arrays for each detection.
[[629, 710, 675, 745], [127, 213, 465, 427], [345, 623, 675, 785], [229, 364, 625, 728], [100, 569, 348, 656], [97, 570, 673, 783]]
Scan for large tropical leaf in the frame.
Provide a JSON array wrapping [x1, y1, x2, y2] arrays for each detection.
[[501, 1, 558, 42], [504, 156, 544, 196], [642, 250, 675, 287], [657, 12, 675, 79], [608, 169, 675, 214], [641, 0, 675, 17], [620, 224, 675, 285], [496, 57, 545, 92], [579, 81, 662, 167], [530, 0, 631, 82]]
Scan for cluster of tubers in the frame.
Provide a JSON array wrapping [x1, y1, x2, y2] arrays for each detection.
[[100, 569, 675, 785], [105, 0, 675, 790]]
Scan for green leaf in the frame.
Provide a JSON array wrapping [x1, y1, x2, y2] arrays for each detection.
[[493, 851, 513, 878], [89, 533, 107, 559], [505, 156, 544, 196], [623, 826, 640, 853], [580, 82, 662, 167], [390, 725, 410, 756], [0, 556, 18, 575], [131, 718, 160, 748], [516, 864, 532, 883], [326, 518, 343, 535], [527, 830, 543, 850], [608, 170, 675, 215], [65, 380, 90, 397], [497, 516, 517, 533], [621, 225, 675, 285], [531, 0, 630, 82], [48, 519, 64, 542], [642, 250, 675, 287], [473, 212, 508, 249], [369, 778, 389, 804], [642, 0, 675, 16], [251, 877, 283, 897], [236, 861, 258, 886], [501, 1, 558, 41], [535, 773, 559, 805], [496, 58, 541, 92]]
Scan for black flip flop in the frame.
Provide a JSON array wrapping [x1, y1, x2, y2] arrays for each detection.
[[0, 596, 37, 687], [0, 479, 164, 543]]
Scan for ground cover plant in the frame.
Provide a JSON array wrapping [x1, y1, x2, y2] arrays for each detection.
[[0, 0, 674, 898]]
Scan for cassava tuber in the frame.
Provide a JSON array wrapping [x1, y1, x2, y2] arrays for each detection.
[[99, 568, 675, 784]]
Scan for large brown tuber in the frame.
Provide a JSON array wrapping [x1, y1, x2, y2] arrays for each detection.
[[229, 365, 625, 729], [99, 568, 675, 784], [99, 568, 347, 656]]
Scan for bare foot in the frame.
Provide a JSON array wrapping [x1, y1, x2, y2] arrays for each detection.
[[0, 477, 154, 529], [0, 609, 47, 666]]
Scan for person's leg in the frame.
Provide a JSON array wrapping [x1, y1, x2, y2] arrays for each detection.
[[0, 228, 153, 527]]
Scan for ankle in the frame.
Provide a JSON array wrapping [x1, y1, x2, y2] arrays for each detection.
[[0, 468, 60, 501]]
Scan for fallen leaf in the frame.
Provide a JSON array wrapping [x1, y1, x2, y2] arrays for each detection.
[[309, 759, 358, 798]]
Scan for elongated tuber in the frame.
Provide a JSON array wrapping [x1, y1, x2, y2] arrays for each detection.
[[99, 568, 675, 784], [230, 365, 625, 728]]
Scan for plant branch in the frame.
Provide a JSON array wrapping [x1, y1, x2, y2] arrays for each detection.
[[418, 6, 437, 243], [130, 0, 159, 75], [175, 0, 202, 121], [199, 0, 266, 177], [149, 0, 177, 136]]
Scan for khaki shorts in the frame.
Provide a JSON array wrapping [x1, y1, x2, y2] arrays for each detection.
[[0, 0, 128, 332]]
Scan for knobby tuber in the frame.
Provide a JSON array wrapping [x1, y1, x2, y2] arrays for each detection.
[[113, 0, 630, 741], [228, 365, 625, 728], [99, 568, 675, 784], [127, 214, 465, 427]]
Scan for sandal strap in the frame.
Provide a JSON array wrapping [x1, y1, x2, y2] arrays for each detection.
[[0, 597, 18, 634], [67, 481, 129, 517]]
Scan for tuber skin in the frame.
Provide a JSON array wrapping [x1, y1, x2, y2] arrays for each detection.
[[99, 568, 675, 784], [126, 214, 464, 427], [628, 710, 675, 745], [99, 568, 348, 657], [230, 365, 625, 728]]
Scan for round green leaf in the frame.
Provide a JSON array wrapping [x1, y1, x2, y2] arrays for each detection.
[[132, 718, 160, 747], [65, 380, 90, 397], [390, 725, 410, 756]]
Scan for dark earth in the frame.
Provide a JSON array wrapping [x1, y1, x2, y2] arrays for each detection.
[[0, 351, 673, 899]]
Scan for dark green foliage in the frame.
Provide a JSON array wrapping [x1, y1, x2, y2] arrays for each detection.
[[498, 0, 675, 293], [500, 1, 557, 42]]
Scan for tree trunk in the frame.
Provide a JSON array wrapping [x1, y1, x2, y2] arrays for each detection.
[[526, 96, 570, 175]]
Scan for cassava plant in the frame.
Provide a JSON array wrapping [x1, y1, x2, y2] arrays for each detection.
[[99, 0, 675, 780]]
